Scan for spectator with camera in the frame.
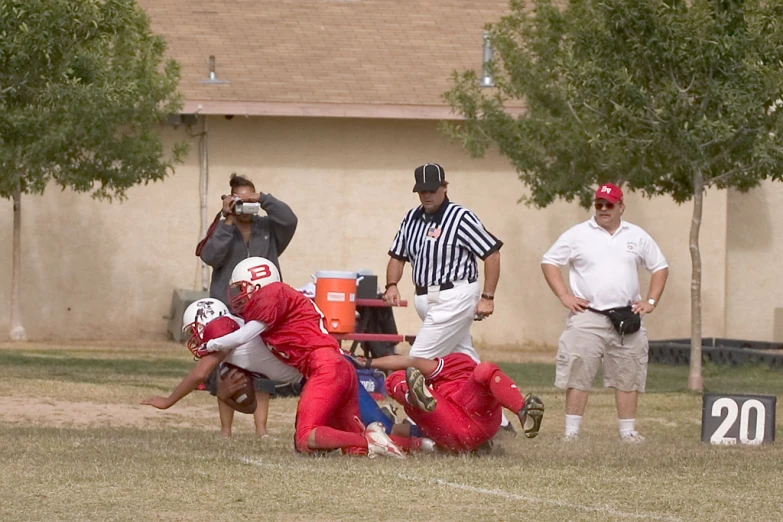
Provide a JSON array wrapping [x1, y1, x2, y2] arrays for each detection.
[[200, 173, 298, 303], [197, 173, 298, 438]]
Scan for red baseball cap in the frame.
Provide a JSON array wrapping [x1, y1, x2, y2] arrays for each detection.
[[594, 183, 623, 204]]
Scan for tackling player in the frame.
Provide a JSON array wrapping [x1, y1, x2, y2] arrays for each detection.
[[143, 296, 405, 455], [198, 257, 405, 459], [355, 353, 545, 453]]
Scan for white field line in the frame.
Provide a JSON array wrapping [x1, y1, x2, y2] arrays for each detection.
[[399, 474, 682, 522], [237, 457, 681, 522]]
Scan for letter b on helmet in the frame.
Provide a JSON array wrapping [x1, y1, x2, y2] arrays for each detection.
[[229, 257, 280, 313]]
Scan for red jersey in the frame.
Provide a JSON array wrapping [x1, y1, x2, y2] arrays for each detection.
[[242, 282, 341, 377], [426, 352, 478, 396]]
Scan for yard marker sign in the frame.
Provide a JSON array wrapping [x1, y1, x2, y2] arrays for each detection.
[[701, 393, 776, 445]]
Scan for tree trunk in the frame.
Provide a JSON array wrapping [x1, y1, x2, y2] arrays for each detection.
[[9, 187, 27, 341], [688, 171, 703, 391]]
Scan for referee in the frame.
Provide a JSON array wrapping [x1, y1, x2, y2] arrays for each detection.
[[383, 163, 502, 362]]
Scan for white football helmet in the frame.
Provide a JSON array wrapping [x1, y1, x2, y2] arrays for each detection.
[[182, 298, 229, 357], [228, 257, 281, 314]]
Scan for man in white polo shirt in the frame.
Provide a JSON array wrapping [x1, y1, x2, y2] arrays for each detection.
[[541, 183, 669, 442]]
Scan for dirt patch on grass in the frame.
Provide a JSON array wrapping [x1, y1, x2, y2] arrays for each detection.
[[0, 394, 300, 433], [0, 395, 216, 429]]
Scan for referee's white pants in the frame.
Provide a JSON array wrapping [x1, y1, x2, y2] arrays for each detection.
[[409, 280, 480, 363]]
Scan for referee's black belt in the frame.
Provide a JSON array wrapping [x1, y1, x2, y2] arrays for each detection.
[[415, 278, 477, 296]]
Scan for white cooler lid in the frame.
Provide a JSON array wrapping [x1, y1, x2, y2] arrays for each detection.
[[314, 270, 358, 280]]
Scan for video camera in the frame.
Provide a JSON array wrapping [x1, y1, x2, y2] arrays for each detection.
[[222, 195, 261, 215]]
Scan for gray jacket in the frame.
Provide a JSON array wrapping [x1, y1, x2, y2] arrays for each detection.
[[199, 193, 298, 305]]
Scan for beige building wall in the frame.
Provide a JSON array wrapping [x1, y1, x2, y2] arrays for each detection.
[[726, 181, 783, 342], [0, 116, 729, 346]]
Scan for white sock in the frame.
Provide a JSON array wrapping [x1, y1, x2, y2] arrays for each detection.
[[618, 418, 636, 437], [565, 414, 582, 436], [500, 414, 510, 427]]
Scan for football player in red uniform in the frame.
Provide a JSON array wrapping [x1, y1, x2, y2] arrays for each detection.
[[356, 352, 545, 453], [198, 257, 404, 459]]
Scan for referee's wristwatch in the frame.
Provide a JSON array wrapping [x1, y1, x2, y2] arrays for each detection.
[[647, 298, 656, 308]]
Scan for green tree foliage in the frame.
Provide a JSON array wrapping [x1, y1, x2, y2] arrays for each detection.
[[444, 0, 783, 388], [0, 0, 185, 340], [0, 0, 186, 199]]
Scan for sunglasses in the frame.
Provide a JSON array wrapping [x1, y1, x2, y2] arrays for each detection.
[[594, 202, 615, 211]]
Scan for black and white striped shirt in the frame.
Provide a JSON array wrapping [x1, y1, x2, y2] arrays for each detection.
[[388, 199, 502, 287]]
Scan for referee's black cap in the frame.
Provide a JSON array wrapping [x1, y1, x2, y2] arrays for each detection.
[[413, 163, 447, 192]]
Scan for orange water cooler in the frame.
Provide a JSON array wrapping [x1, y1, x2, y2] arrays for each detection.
[[314, 270, 357, 333]]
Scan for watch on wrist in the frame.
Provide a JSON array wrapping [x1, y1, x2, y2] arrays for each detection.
[[647, 298, 656, 307], [481, 293, 494, 300], [384, 282, 398, 291]]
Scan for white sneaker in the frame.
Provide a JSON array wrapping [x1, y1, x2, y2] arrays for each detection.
[[620, 431, 645, 443], [364, 422, 406, 459]]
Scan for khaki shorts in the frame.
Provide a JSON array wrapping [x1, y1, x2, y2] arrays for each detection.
[[554, 310, 649, 392]]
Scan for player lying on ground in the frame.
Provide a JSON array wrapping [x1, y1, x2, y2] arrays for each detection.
[[195, 315, 410, 442], [218, 358, 436, 455], [198, 256, 405, 458], [352, 353, 544, 453]]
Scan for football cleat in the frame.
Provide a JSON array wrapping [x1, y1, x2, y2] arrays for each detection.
[[364, 422, 405, 459], [620, 431, 645, 443], [518, 394, 545, 439], [405, 367, 436, 413], [494, 421, 518, 440], [379, 404, 398, 424], [472, 439, 495, 456]]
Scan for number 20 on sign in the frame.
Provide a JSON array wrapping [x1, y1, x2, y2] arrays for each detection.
[[701, 393, 776, 445]]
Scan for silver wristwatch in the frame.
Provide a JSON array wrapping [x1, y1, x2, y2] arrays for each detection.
[[647, 298, 656, 307]]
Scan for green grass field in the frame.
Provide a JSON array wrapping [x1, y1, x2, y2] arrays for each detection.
[[1, 343, 781, 522]]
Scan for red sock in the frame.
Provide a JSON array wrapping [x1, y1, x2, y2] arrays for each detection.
[[312, 427, 368, 451], [477, 363, 525, 413]]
